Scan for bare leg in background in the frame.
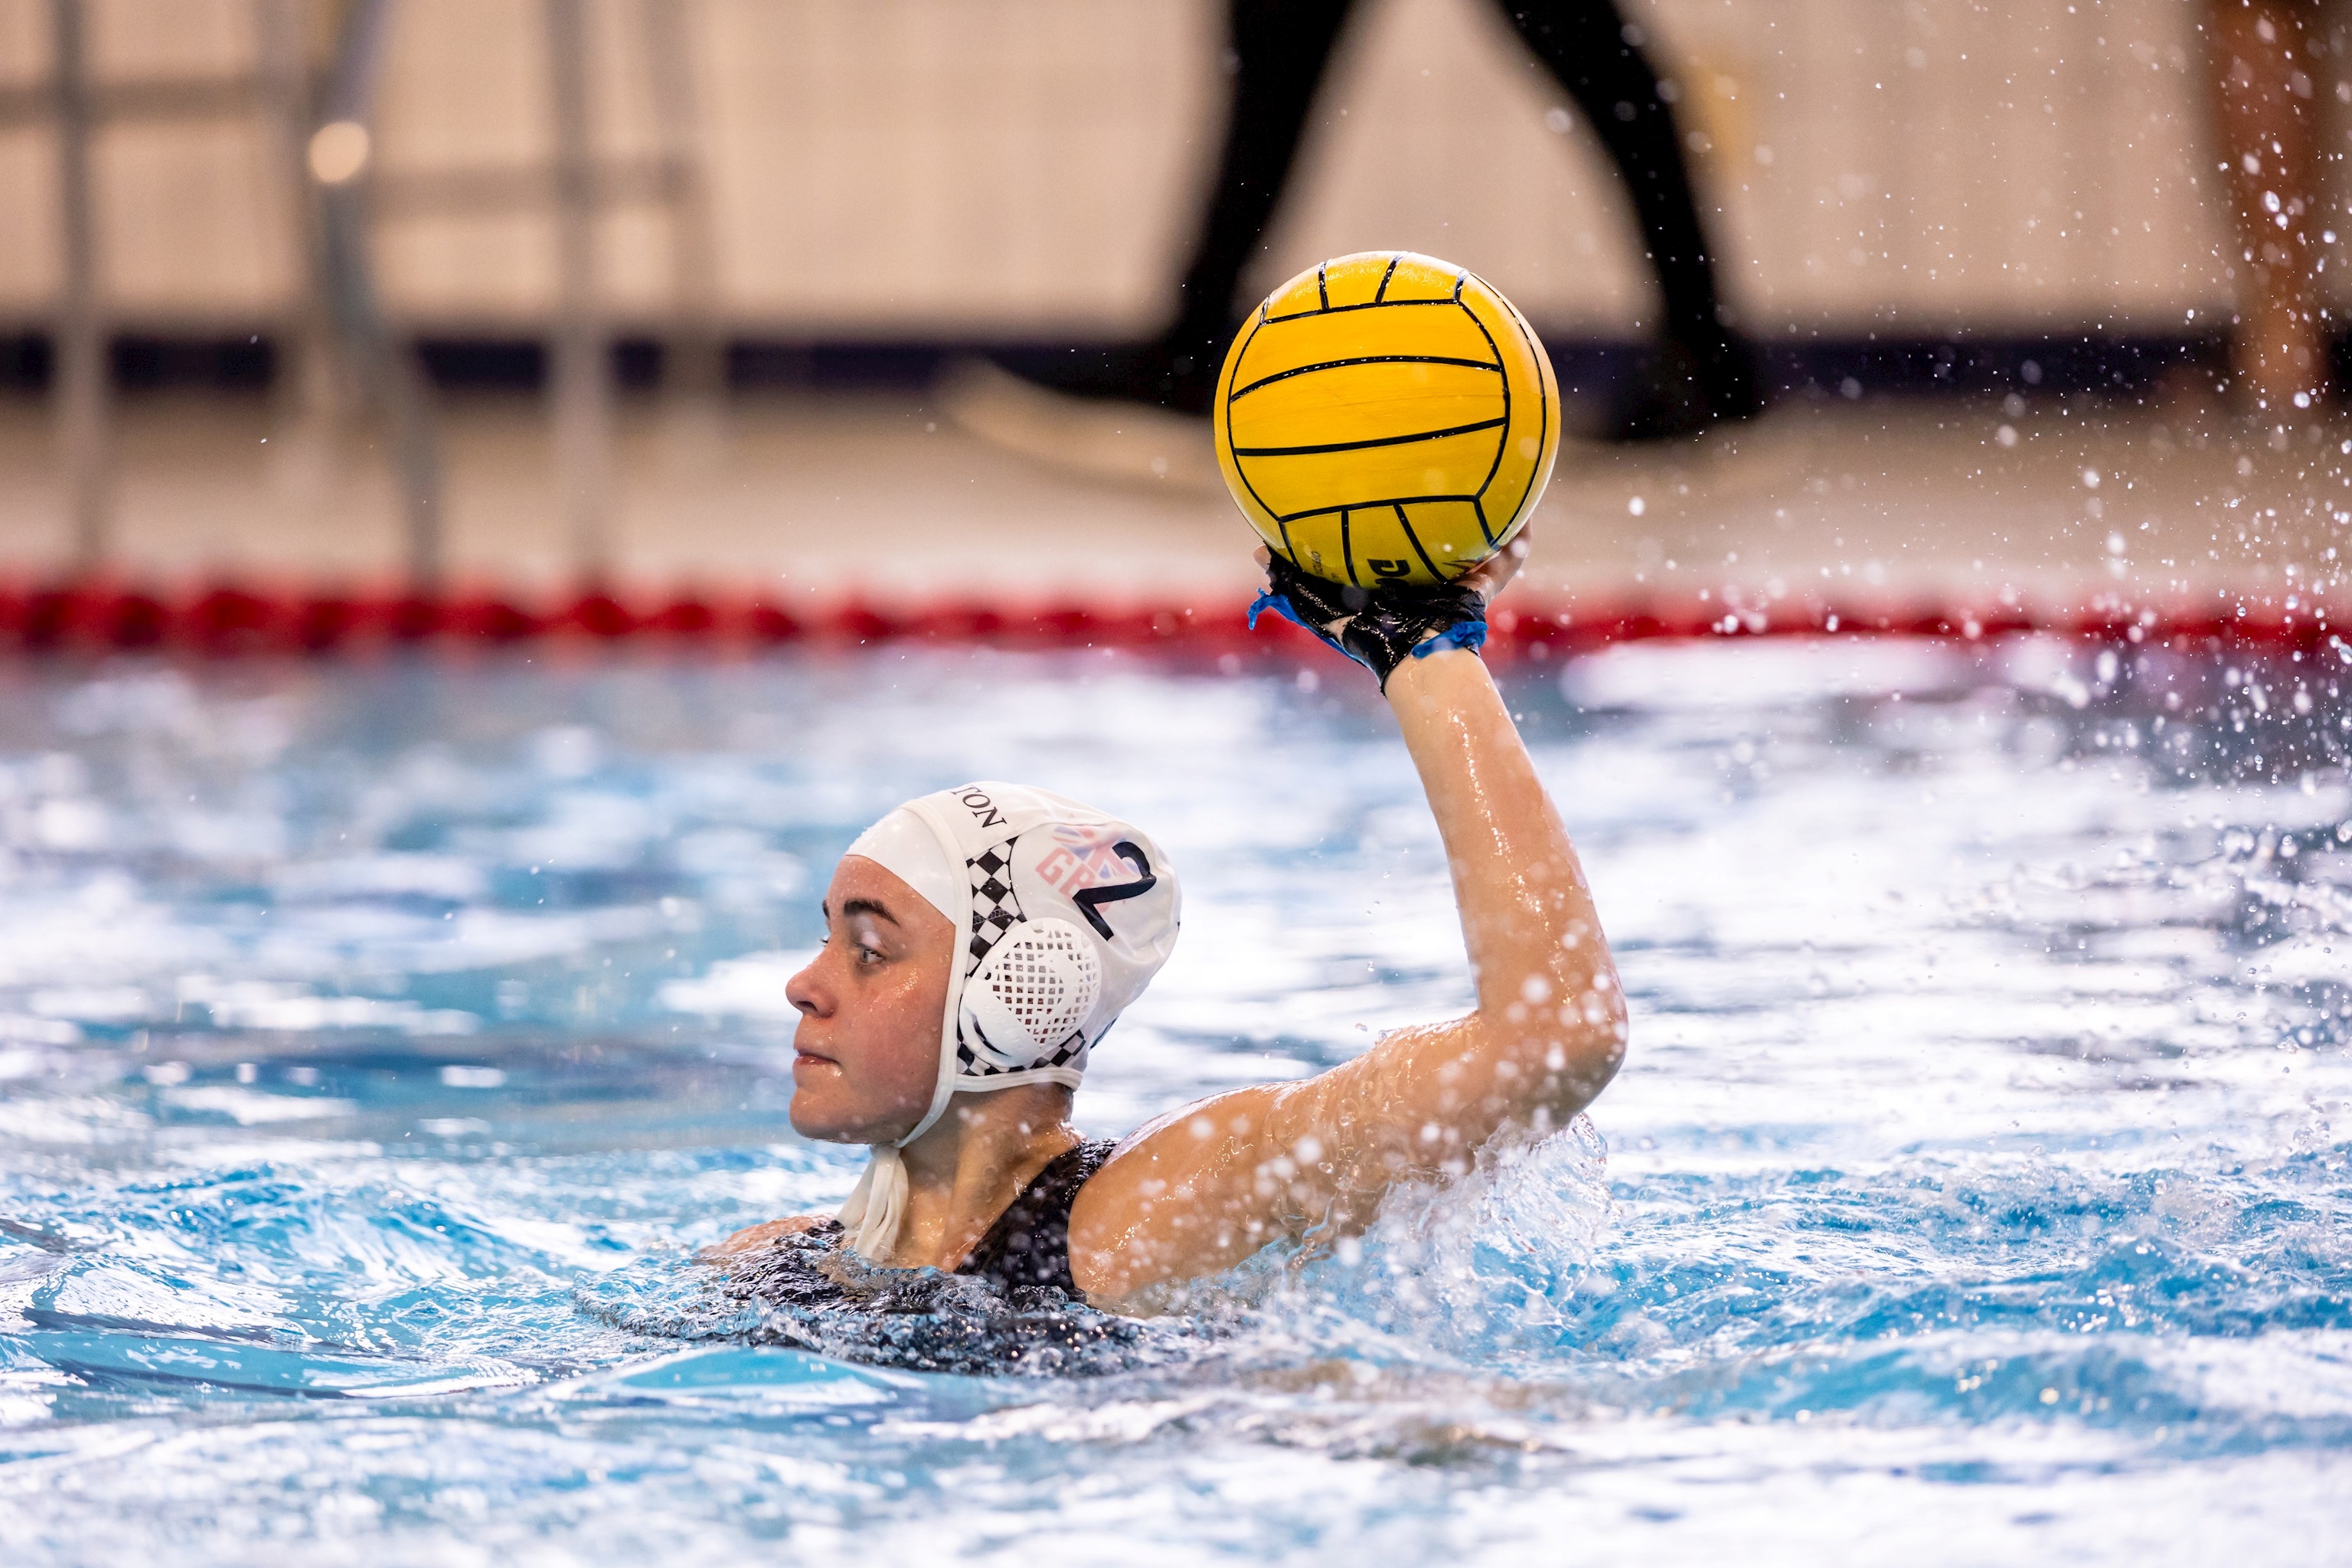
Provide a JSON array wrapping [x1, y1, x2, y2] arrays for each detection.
[[2207, 0, 2330, 416]]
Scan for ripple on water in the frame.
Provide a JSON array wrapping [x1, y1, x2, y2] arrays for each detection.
[[0, 643, 2344, 1563]]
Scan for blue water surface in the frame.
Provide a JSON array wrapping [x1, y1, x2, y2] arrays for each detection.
[[0, 639, 2346, 1563]]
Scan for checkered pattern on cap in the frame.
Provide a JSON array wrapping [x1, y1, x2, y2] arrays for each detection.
[[956, 834, 1091, 1079], [965, 839, 1023, 969]]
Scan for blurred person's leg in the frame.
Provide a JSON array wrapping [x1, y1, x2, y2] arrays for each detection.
[[965, 0, 1760, 456], [995, 0, 1357, 418], [2207, 0, 2329, 415], [1499, 1, 1760, 439], [1160, 0, 1361, 404]]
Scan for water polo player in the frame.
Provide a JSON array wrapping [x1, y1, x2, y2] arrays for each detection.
[[712, 538, 1626, 1308]]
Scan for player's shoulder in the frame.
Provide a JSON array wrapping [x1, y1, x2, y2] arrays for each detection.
[[700, 1213, 831, 1261], [1073, 1084, 1290, 1233]]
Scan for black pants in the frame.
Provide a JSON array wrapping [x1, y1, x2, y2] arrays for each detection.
[[1165, 0, 1733, 365]]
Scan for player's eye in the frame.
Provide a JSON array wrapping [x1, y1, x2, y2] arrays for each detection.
[[846, 922, 888, 965]]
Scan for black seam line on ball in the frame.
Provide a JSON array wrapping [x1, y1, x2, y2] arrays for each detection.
[[1227, 354, 1501, 403], [1472, 493, 1494, 547], [1394, 505, 1445, 580], [1317, 262, 1330, 312], [1273, 492, 1482, 524], [1374, 254, 1400, 304], [1224, 310, 1288, 530], [1456, 299, 1514, 508], [1340, 508, 1358, 585], [1498, 299, 1553, 525], [1263, 297, 1466, 325], [1229, 416, 1505, 458]]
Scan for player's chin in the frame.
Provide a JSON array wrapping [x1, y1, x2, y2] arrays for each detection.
[[786, 1067, 854, 1137], [790, 1090, 931, 1148], [786, 1089, 857, 1142]]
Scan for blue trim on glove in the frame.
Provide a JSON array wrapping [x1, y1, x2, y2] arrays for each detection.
[[1247, 554, 1488, 688], [1413, 619, 1488, 658], [1249, 588, 1358, 663], [1244, 590, 1296, 633]]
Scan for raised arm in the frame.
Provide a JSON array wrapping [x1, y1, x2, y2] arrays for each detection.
[[1072, 642, 1624, 1302]]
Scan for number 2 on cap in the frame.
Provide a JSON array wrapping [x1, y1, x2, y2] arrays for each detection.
[[1073, 841, 1156, 939]]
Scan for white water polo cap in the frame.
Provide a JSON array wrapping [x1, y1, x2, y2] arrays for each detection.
[[831, 782, 1181, 1259]]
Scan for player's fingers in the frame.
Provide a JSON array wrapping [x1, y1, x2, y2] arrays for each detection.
[[1462, 531, 1530, 599]]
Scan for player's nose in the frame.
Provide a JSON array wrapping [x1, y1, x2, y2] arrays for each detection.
[[786, 952, 831, 1018]]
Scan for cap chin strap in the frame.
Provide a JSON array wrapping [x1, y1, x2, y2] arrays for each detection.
[[835, 796, 971, 1261]]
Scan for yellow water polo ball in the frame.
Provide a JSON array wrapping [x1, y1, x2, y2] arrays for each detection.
[[1214, 251, 1560, 588]]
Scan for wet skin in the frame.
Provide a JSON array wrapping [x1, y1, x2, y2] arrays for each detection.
[[709, 858, 1080, 1269], [716, 541, 1628, 1305], [780, 860, 952, 1146]]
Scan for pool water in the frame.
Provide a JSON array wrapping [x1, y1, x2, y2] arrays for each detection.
[[0, 639, 2346, 1563]]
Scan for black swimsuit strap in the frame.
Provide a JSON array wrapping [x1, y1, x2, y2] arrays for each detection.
[[957, 1138, 1118, 1297]]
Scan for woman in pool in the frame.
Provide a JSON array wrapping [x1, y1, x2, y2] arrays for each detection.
[[714, 543, 1625, 1308]]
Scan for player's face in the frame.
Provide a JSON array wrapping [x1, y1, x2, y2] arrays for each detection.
[[785, 856, 954, 1143]]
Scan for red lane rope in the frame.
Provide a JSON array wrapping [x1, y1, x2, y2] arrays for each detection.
[[0, 581, 2337, 659]]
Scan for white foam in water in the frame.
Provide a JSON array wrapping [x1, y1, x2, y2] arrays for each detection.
[[1560, 635, 1978, 710], [0, 644, 2345, 1563]]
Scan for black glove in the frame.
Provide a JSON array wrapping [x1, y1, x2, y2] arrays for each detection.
[[1246, 552, 1488, 689]]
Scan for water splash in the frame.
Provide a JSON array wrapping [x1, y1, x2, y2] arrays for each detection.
[[0, 643, 2345, 1563]]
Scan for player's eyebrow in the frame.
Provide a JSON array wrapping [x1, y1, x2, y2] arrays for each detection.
[[832, 897, 900, 925]]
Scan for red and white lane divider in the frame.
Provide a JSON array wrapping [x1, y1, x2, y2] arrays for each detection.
[[0, 582, 2337, 659]]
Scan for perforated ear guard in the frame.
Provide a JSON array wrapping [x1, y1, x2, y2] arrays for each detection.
[[957, 916, 1102, 1071]]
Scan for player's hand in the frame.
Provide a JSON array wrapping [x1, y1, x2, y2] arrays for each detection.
[[1459, 527, 1532, 603], [1247, 548, 1492, 689]]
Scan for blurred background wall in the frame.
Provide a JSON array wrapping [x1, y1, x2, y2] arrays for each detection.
[[0, 0, 2308, 357]]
